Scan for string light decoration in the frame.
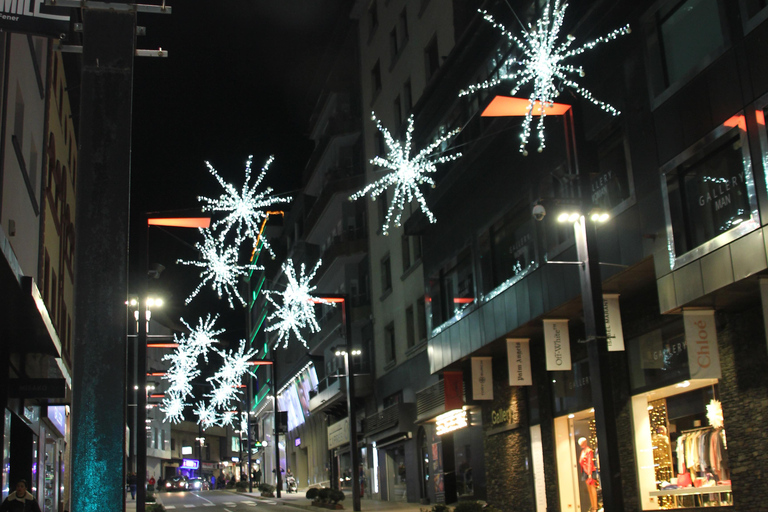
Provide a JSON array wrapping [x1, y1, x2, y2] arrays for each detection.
[[459, 1, 630, 154], [648, 399, 674, 509], [264, 259, 332, 349], [180, 314, 223, 363], [198, 155, 291, 257], [350, 113, 462, 235], [177, 228, 262, 308]]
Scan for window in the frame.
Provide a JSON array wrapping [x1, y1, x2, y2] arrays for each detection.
[[403, 79, 412, 115], [393, 95, 402, 129], [401, 235, 411, 271], [384, 391, 403, 408], [590, 128, 633, 212], [661, 114, 756, 267], [375, 130, 387, 158], [398, 8, 409, 43], [44, 252, 50, 306], [371, 60, 382, 98], [741, 0, 768, 31], [378, 189, 389, 229], [405, 305, 415, 348], [646, 0, 728, 99], [478, 205, 536, 296], [424, 35, 439, 81], [381, 254, 392, 293], [384, 322, 396, 363], [390, 27, 399, 65], [29, 137, 38, 194], [417, 299, 427, 342], [368, 0, 378, 37], [427, 247, 474, 329]]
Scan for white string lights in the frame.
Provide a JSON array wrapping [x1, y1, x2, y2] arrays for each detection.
[[265, 259, 332, 349], [198, 155, 291, 257], [178, 228, 262, 308], [459, 1, 630, 154], [350, 113, 462, 235]]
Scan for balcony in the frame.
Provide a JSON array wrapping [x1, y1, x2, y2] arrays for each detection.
[[362, 403, 417, 437], [306, 294, 371, 356], [308, 372, 373, 416], [304, 173, 366, 242]]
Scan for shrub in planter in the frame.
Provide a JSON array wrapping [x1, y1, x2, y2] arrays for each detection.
[[226, 480, 235, 489], [318, 488, 331, 504], [258, 483, 275, 496], [330, 489, 345, 504], [454, 502, 484, 512], [422, 504, 451, 512], [145, 493, 156, 503], [235, 481, 248, 491], [306, 488, 320, 501], [146, 504, 165, 512]]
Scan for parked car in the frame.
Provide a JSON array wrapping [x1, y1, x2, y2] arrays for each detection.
[[188, 478, 210, 491], [165, 475, 189, 491]]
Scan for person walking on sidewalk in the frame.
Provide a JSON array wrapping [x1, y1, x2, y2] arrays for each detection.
[[127, 473, 137, 500], [0, 480, 41, 512]]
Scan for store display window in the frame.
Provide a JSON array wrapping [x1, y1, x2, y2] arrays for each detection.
[[631, 380, 732, 509], [553, 408, 601, 512]]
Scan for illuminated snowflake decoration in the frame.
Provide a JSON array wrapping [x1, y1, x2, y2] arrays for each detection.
[[160, 395, 188, 425], [459, 1, 630, 154], [194, 402, 219, 430], [179, 314, 223, 363], [197, 339, 257, 427], [178, 228, 262, 308], [350, 113, 461, 234], [198, 155, 291, 257], [265, 259, 331, 349]]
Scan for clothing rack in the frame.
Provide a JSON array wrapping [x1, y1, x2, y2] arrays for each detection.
[[679, 425, 715, 435]]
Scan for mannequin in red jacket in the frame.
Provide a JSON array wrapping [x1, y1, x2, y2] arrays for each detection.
[[578, 437, 599, 512]]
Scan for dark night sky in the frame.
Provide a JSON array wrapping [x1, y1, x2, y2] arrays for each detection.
[[128, 1, 352, 341]]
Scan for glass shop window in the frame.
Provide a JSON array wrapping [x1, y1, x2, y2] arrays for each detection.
[[646, 0, 729, 99], [427, 247, 475, 331], [663, 126, 752, 260]]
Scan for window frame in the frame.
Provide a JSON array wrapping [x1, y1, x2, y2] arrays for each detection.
[[739, 0, 768, 33], [660, 111, 759, 269]]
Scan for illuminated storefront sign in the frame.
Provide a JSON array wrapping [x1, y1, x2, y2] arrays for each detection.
[[436, 409, 468, 436], [181, 459, 199, 470]]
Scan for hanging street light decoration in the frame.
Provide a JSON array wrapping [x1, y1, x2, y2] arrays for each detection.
[[264, 259, 332, 349], [199, 339, 258, 427], [459, 1, 630, 155], [178, 228, 262, 308], [350, 112, 462, 235], [198, 155, 292, 257]]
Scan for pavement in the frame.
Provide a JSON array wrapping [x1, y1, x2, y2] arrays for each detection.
[[125, 488, 427, 512]]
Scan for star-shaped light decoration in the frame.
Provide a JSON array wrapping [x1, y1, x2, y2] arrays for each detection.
[[265, 259, 332, 349], [178, 228, 262, 308], [194, 402, 219, 430], [160, 395, 188, 425], [459, 1, 630, 154], [179, 314, 223, 363], [198, 155, 291, 257], [350, 113, 462, 235], [200, 339, 257, 427]]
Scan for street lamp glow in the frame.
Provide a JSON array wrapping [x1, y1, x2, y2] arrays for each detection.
[[557, 212, 570, 223], [568, 213, 580, 222]]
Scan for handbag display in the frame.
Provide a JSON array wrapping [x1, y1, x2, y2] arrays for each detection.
[[677, 472, 692, 488]]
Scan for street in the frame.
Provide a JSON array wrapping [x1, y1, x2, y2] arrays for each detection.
[[150, 491, 274, 511]]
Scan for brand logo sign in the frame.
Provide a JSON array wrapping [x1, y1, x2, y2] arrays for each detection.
[[683, 310, 721, 380], [603, 294, 625, 351], [543, 320, 571, 371], [0, 0, 70, 39], [327, 418, 350, 449], [471, 357, 493, 400], [490, 406, 515, 427], [506, 339, 532, 386]]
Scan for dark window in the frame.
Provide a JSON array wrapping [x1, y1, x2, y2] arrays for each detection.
[[371, 60, 382, 98], [424, 35, 439, 81], [393, 95, 402, 130], [665, 132, 750, 256], [14, 84, 24, 148], [381, 254, 392, 293], [590, 129, 632, 211], [405, 305, 415, 348], [378, 189, 389, 229], [368, 0, 378, 36], [390, 27, 399, 64], [44, 252, 50, 306], [399, 8, 409, 42], [743, 0, 768, 18], [171, 439, 176, 451], [478, 205, 535, 295], [384, 322, 396, 363], [417, 298, 427, 342], [427, 247, 474, 328], [647, 0, 727, 97], [403, 79, 412, 115], [384, 391, 403, 408], [401, 235, 411, 271]]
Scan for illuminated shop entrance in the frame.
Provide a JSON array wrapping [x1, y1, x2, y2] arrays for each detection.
[[554, 408, 600, 512]]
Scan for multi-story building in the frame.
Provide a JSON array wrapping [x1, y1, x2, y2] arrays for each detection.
[[358, 0, 768, 511], [248, 19, 372, 493], [0, 30, 77, 512]]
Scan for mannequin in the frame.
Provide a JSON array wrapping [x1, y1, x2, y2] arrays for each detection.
[[578, 437, 599, 512]]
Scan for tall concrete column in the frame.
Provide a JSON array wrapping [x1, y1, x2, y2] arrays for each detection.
[[71, 6, 136, 512]]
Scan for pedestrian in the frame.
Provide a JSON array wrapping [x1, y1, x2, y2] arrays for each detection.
[[148, 475, 156, 490], [0, 479, 42, 512], [127, 472, 137, 500], [255, 468, 262, 485]]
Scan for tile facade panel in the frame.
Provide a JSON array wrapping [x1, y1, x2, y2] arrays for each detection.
[[700, 245, 734, 295], [657, 273, 677, 314], [673, 260, 705, 306], [731, 229, 767, 281]]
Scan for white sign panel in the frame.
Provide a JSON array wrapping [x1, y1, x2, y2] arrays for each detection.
[[684, 310, 721, 380], [471, 357, 493, 400], [603, 294, 625, 351], [543, 319, 571, 371], [506, 339, 532, 386], [327, 417, 350, 450]]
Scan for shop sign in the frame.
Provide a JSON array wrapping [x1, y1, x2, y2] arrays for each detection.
[[443, 371, 464, 410], [506, 339, 532, 386], [490, 406, 515, 427], [295, 437, 301, 447], [0, 0, 70, 39], [328, 417, 349, 450], [435, 409, 468, 435], [47, 405, 66, 437], [603, 294, 625, 351], [181, 459, 199, 470], [683, 310, 721, 380], [181, 446, 192, 455], [9, 378, 66, 398], [543, 320, 571, 371], [471, 357, 493, 400], [201, 462, 217, 470]]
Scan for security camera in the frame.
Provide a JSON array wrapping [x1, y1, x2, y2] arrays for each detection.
[[532, 203, 546, 221]]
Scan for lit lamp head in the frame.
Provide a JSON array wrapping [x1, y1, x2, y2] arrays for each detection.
[[555, 209, 610, 224]]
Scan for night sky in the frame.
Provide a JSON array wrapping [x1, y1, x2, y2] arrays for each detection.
[[128, 1, 353, 342]]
